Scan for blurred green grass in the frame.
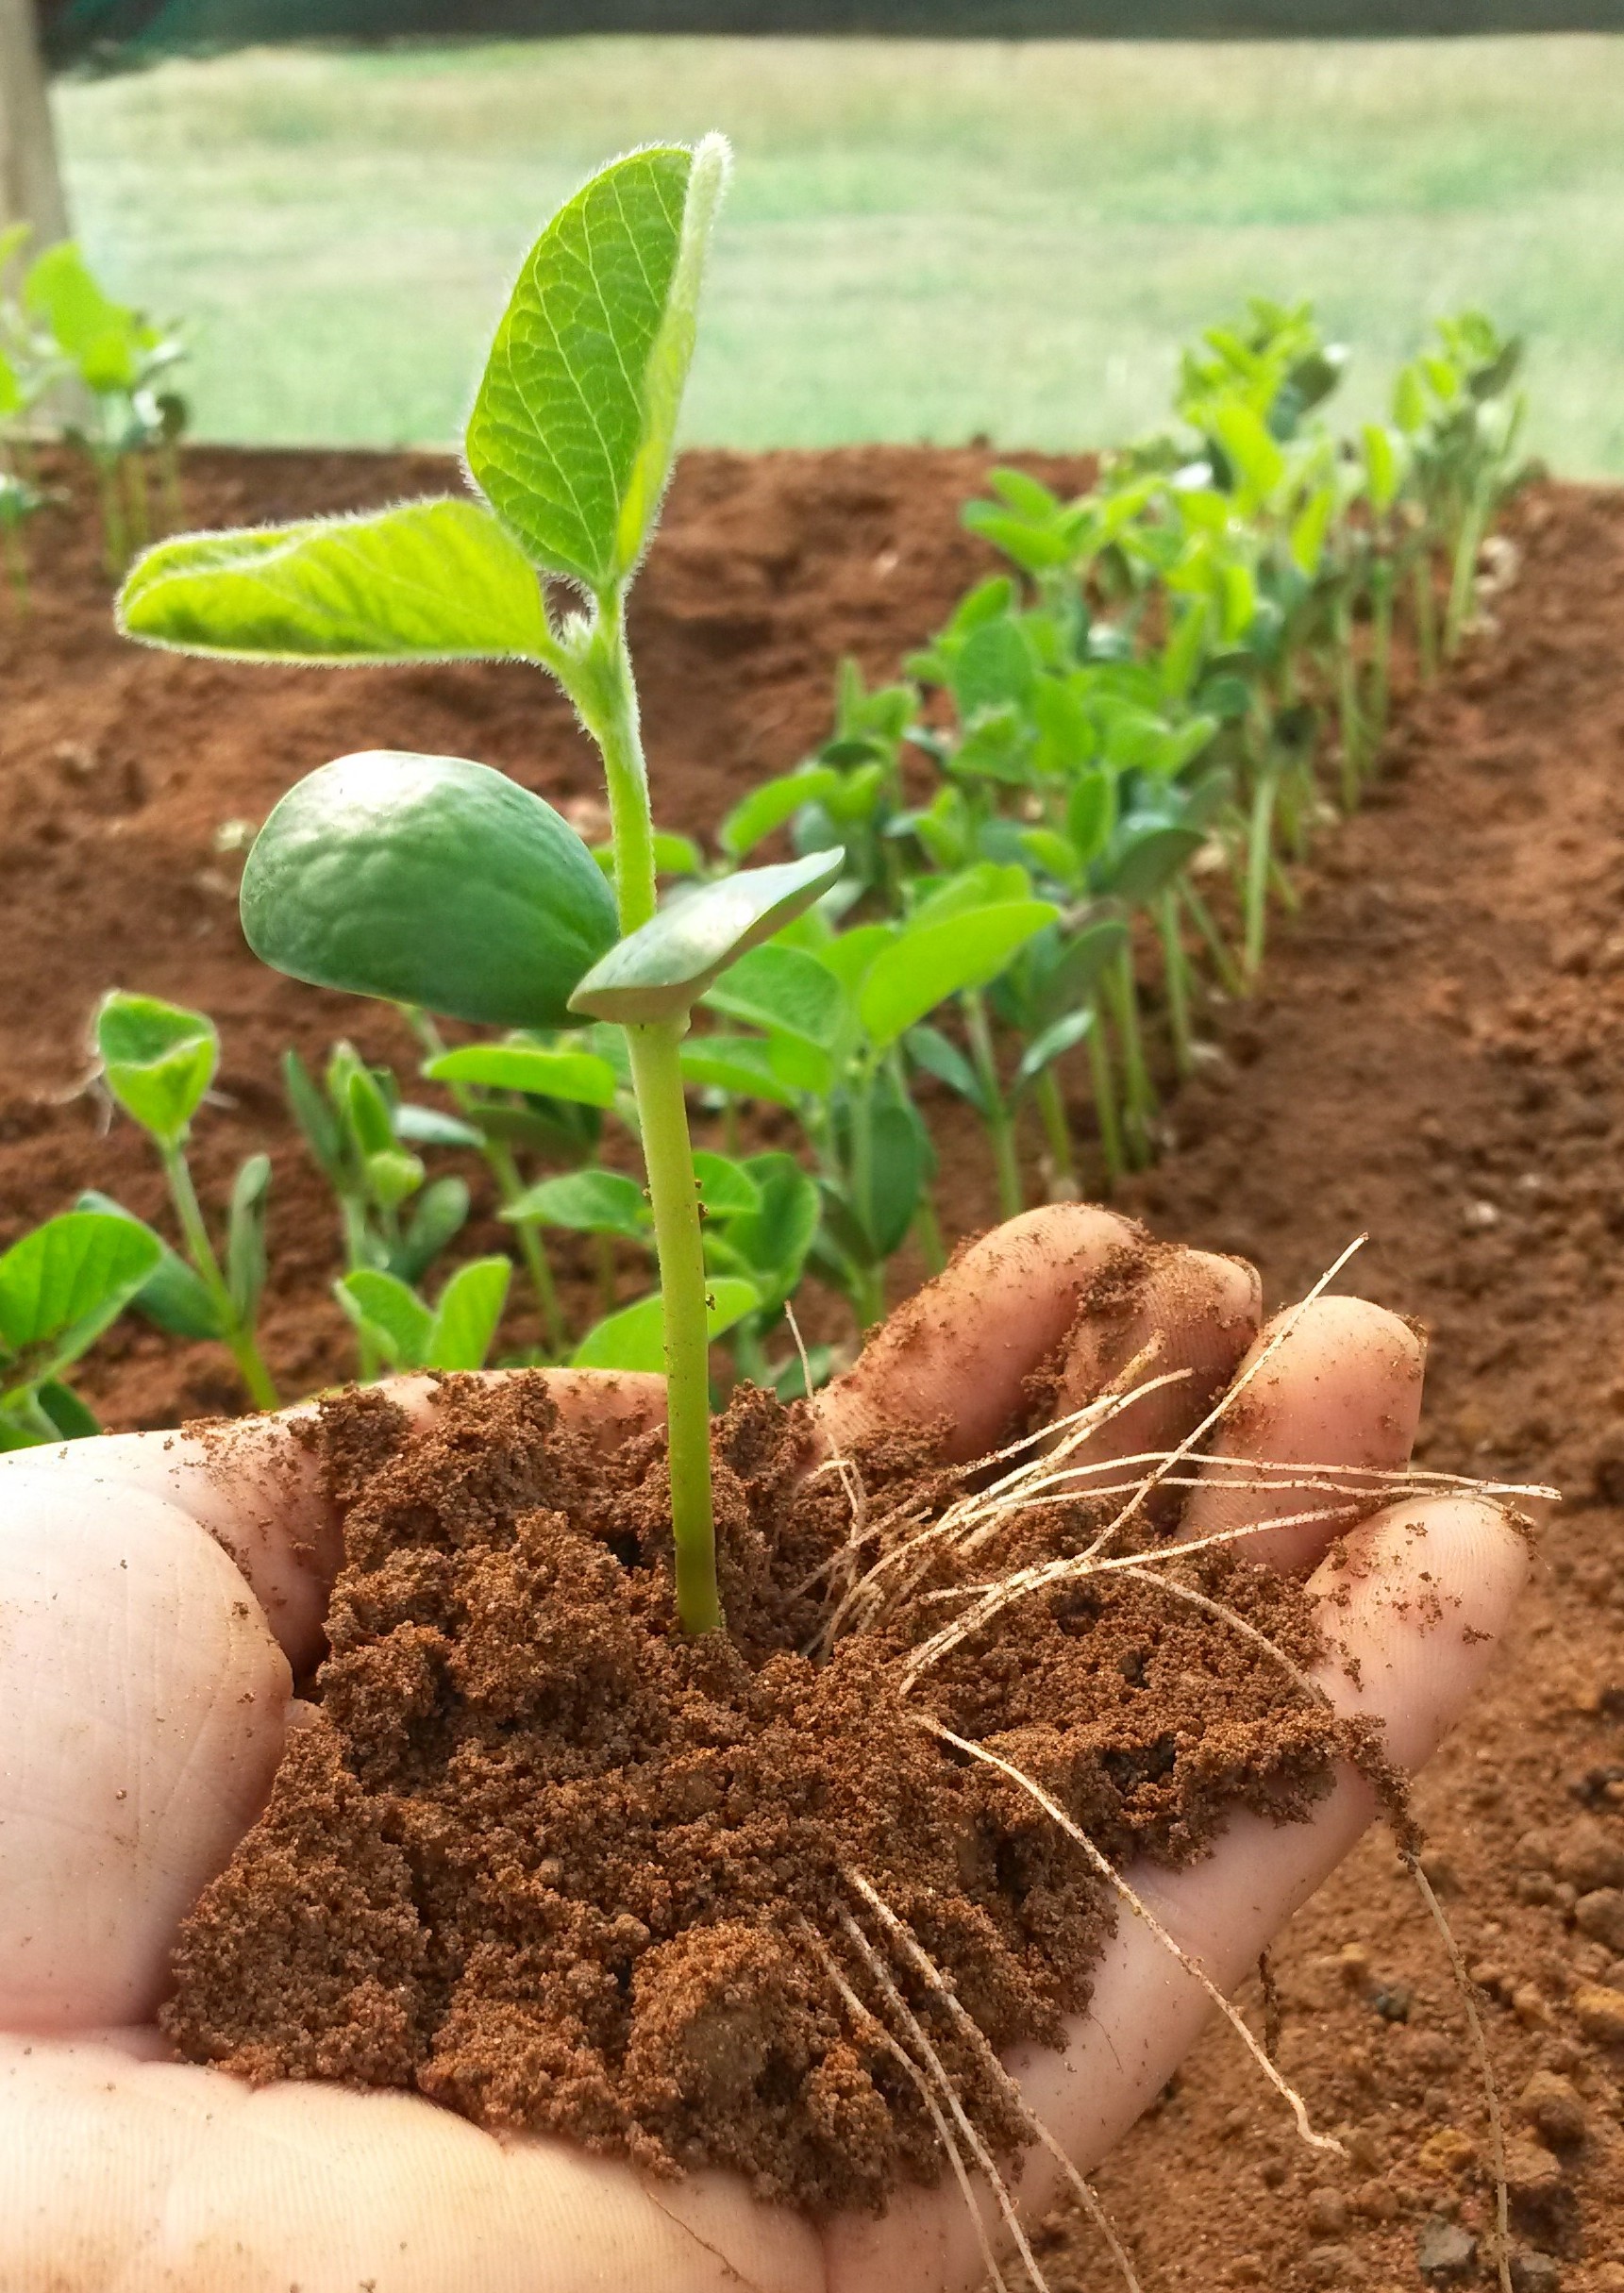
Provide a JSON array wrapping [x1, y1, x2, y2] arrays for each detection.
[[53, 35, 1624, 471]]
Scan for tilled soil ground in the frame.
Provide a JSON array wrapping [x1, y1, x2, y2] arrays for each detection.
[[1, 445, 1621, 2287]]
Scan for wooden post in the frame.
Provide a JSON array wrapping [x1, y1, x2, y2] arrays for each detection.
[[0, 0, 69, 250]]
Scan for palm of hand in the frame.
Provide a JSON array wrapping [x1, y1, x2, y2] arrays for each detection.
[[0, 1209, 1524, 2293]]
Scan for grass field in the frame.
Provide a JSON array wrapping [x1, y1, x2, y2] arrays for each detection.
[[51, 35, 1624, 472]]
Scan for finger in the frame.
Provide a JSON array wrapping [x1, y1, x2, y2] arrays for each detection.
[[0, 1470, 290, 2031], [822, 1493, 1527, 2293], [0, 1368, 666, 1673], [0, 2034, 824, 2293], [819, 1207, 1259, 1466], [1182, 1297, 1425, 1576]]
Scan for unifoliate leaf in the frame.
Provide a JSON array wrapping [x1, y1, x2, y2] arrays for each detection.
[[423, 1042, 618, 1107], [569, 850, 843, 1025], [25, 243, 134, 386], [730, 1153, 820, 1311], [344, 1062, 396, 1157], [1014, 1007, 1094, 1091], [392, 1102, 485, 1150], [692, 1151, 762, 1219], [911, 862, 1032, 929], [905, 1023, 990, 1115], [95, 992, 218, 1148], [570, 1276, 758, 1374], [679, 1034, 800, 1110], [118, 499, 551, 664], [858, 901, 1058, 1050], [466, 138, 729, 593], [718, 765, 842, 860], [282, 1047, 344, 1179], [1066, 770, 1116, 865], [73, 1190, 223, 1339], [242, 752, 617, 1029], [1031, 919, 1131, 1023], [226, 1153, 272, 1325], [1104, 824, 1205, 906], [844, 1097, 927, 1260], [505, 1168, 648, 1238], [700, 941, 842, 1048], [427, 1256, 511, 1371], [811, 922, 895, 999], [0, 1211, 162, 1389], [36, 1381, 101, 1442], [336, 1268, 435, 1369], [393, 1177, 472, 1284]]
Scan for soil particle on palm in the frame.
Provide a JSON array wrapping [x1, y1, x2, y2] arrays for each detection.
[[164, 1365, 1348, 2211]]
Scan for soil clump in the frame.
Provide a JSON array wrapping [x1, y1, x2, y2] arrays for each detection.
[[164, 1353, 1344, 2211]]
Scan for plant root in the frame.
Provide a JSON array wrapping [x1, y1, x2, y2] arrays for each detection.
[[918, 1718, 1346, 2161]]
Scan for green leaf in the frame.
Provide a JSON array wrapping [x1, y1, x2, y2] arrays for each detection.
[[679, 1034, 800, 1110], [692, 1150, 762, 1219], [1104, 825, 1205, 906], [858, 901, 1057, 1050], [570, 850, 843, 1025], [242, 752, 618, 1030], [95, 992, 218, 1148], [0, 1212, 162, 1391], [906, 1023, 989, 1116], [344, 1061, 396, 1157], [1066, 770, 1117, 866], [714, 1151, 819, 1314], [570, 1275, 758, 1373], [427, 1256, 511, 1371], [718, 765, 842, 860], [700, 941, 842, 1047], [506, 1168, 647, 1238], [118, 498, 551, 664], [364, 1147, 426, 1214], [25, 243, 135, 386], [226, 1153, 272, 1326], [1014, 1007, 1094, 1092], [335, 1268, 434, 1369], [392, 1103, 485, 1150], [911, 862, 1032, 929], [1212, 403, 1286, 503], [423, 1042, 617, 1107], [73, 1190, 223, 1340], [392, 1177, 471, 1284], [282, 1047, 344, 1180], [465, 138, 729, 593], [36, 1381, 101, 1442], [812, 922, 895, 1000]]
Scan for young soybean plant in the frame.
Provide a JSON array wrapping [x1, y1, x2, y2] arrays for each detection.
[[117, 140, 838, 1638]]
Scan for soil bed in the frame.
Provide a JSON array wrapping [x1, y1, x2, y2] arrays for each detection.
[[2, 447, 1622, 2282]]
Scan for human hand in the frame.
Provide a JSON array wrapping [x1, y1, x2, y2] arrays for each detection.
[[0, 1207, 1527, 2293]]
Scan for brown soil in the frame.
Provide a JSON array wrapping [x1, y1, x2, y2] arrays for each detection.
[[3, 445, 1622, 2279], [163, 1339, 1346, 2211]]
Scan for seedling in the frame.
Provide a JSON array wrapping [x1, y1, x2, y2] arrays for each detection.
[[0, 1208, 161, 1446], [337, 1257, 512, 1375], [115, 139, 853, 1637], [92, 992, 279, 1411]]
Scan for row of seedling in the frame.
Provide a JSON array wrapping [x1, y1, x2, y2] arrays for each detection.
[[0, 155, 1525, 1528]]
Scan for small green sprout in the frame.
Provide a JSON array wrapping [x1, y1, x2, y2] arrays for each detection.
[[93, 992, 279, 1411], [0, 1209, 162, 1447]]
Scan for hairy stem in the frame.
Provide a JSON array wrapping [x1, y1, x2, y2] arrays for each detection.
[[1243, 767, 1280, 986], [1033, 1063, 1078, 1195], [963, 988, 1023, 1220], [1086, 996, 1125, 1190], [1412, 549, 1439, 685], [1157, 890, 1195, 1081]]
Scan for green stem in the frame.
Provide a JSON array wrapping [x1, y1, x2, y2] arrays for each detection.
[[1085, 996, 1125, 1191], [1033, 1064, 1078, 1196], [124, 452, 150, 556], [626, 1017, 718, 1635], [578, 590, 718, 1636], [912, 1194, 947, 1277], [1445, 494, 1488, 659], [1180, 878, 1245, 999], [1243, 768, 1281, 987], [160, 1144, 279, 1412], [1158, 890, 1195, 1081], [1106, 946, 1155, 1169], [1412, 551, 1439, 686], [1334, 595, 1363, 812], [96, 460, 126, 580], [963, 989, 1023, 1221], [1368, 567, 1394, 746], [485, 1136, 566, 1358]]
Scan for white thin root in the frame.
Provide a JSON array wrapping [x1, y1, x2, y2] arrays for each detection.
[[836, 1906, 1052, 2293], [1405, 1857, 1514, 2293], [845, 1868, 1144, 2293], [799, 1925, 1012, 2293], [919, 1719, 1345, 2160]]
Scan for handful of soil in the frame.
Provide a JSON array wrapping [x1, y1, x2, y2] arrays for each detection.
[[165, 1370, 1349, 2213]]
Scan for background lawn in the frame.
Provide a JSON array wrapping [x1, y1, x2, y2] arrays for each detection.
[[52, 34, 1624, 470]]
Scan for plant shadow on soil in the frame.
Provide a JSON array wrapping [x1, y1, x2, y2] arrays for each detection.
[[0, 447, 1621, 2284]]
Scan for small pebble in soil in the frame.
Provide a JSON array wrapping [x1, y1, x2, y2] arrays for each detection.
[[1553, 1817, 1624, 1892], [1415, 2218, 1478, 2282], [1573, 1886, 1624, 1950], [1307, 2188, 1351, 2236], [1305, 2244, 1364, 2287], [1369, 1977, 1414, 2021], [1518, 2068, 1588, 2148], [1572, 1983, 1624, 2046], [1509, 2256, 1561, 2293]]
